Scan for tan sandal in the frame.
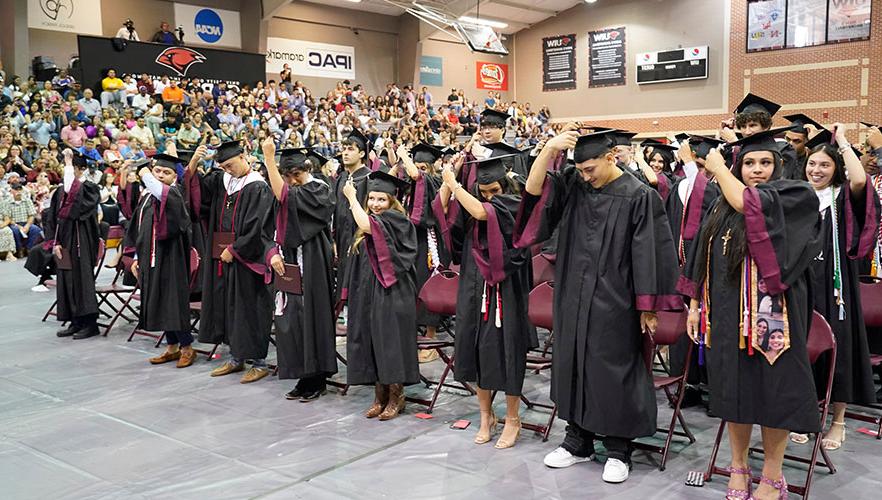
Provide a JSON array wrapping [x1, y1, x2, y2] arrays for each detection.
[[789, 432, 809, 445], [821, 421, 846, 451], [473, 410, 497, 444]]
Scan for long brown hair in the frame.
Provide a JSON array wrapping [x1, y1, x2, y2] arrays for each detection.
[[350, 193, 407, 254]]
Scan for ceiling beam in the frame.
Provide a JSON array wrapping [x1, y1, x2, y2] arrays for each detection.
[[262, 0, 293, 20], [486, 0, 559, 16]]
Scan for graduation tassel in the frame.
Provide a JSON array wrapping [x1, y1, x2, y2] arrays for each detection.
[[495, 286, 502, 328], [481, 282, 489, 322]]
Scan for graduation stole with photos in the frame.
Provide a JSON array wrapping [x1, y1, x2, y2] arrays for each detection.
[[871, 175, 882, 278]]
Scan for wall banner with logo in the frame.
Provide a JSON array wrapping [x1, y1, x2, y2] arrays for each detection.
[[476, 61, 508, 91], [419, 56, 443, 87], [542, 34, 577, 92], [587, 26, 626, 88], [827, 0, 872, 43], [77, 36, 265, 91], [746, 0, 786, 51], [28, 0, 103, 35], [173, 3, 242, 49], [265, 37, 356, 79]]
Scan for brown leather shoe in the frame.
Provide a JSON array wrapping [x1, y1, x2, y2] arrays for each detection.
[[210, 361, 244, 377], [176, 348, 197, 368], [240, 367, 270, 384], [365, 383, 389, 418], [149, 349, 181, 365], [378, 384, 405, 421]]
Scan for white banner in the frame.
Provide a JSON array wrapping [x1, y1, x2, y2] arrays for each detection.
[[173, 3, 241, 49], [28, 0, 102, 35], [265, 37, 355, 79]]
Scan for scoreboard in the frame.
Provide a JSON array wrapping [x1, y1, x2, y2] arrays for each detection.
[[636, 46, 708, 85]]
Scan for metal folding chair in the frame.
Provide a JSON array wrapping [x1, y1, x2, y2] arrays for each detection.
[[844, 277, 882, 438]]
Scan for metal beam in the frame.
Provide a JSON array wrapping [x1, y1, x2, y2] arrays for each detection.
[[486, 0, 559, 16]]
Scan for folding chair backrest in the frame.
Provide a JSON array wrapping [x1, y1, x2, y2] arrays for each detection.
[[532, 253, 555, 287], [189, 247, 201, 285], [859, 280, 882, 329], [417, 269, 460, 316], [652, 310, 688, 346], [807, 310, 836, 364], [96, 239, 106, 261], [106, 224, 126, 241], [528, 281, 554, 330]]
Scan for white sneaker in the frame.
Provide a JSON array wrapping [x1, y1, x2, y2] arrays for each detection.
[[602, 458, 631, 483], [31, 284, 50, 293], [543, 447, 594, 468]]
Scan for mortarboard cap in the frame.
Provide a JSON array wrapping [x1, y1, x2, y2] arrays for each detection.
[[474, 153, 520, 185], [71, 150, 88, 169], [613, 131, 638, 147], [643, 142, 678, 153], [410, 143, 444, 165], [151, 153, 182, 170], [345, 129, 370, 153], [674, 133, 690, 143], [306, 149, 328, 168], [730, 126, 792, 159], [805, 129, 834, 150], [574, 129, 617, 163], [860, 121, 879, 129], [216, 140, 244, 163], [480, 109, 510, 127], [688, 135, 726, 159], [735, 93, 781, 117], [484, 142, 522, 156], [176, 149, 195, 163], [784, 114, 823, 135], [129, 157, 152, 170], [279, 148, 311, 172], [367, 170, 408, 196]]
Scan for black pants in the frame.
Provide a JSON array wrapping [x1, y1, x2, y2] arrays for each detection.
[[297, 374, 327, 391], [561, 422, 633, 463], [71, 313, 99, 329]]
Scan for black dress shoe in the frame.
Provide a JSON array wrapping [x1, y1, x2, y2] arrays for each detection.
[[299, 389, 325, 402], [285, 385, 306, 400], [56, 325, 80, 337], [72, 325, 100, 339]]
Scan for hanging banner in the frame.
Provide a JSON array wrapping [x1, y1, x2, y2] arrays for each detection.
[[28, 0, 103, 35], [265, 37, 355, 79], [827, 0, 872, 43], [542, 34, 577, 92], [419, 56, 443, 87], [173, 3, 242, 49], [476, 61, 508, 91], [746, 0, 786, 52], [588, 26, 626, 88]]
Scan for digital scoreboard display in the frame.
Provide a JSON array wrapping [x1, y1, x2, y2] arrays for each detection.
[[636, 46, 708, 85]]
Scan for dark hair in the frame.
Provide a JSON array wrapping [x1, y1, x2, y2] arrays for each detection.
[[695, 150, 782, 283], [735, 111, 772, 130], [649, 148, 676, 173], [806, 143, 847, 187], [762, 328, 784, 351], [279, 158, 313, 175], [473, 174, 520, 198]]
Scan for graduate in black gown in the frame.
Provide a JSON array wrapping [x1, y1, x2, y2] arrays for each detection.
[[124, 154, 196, 368], [332, 130, 371, 306], [637, 141, 679, 202], [192, 141, 284, 384], [172, 148, 205, 300], [51, 150, 101, 340], [460, 109, 533, 187], [343, 170, 418, 421], [679, 130, 822, 499], [395, 143, 447, 362], [515, 129, 681, 484], [720, 94, 800, 180], [791, 126, 880, 451], [784, 113, 825, 176], [860, 124, 882, 278], [433, 152, 537, 449], [261, 139, 337, 402]]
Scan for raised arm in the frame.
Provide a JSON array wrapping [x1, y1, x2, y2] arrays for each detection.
[[705, 148, 746, 213], [636, 146, 659, 187], [442, 164, 486, 220], [833, 123, 867, 193], [397, 144, 420, 180], [344, 179, 371, 234], [526, 130, 577, 195], [261, 136, 285, 201], [62, 149, 74, 192]]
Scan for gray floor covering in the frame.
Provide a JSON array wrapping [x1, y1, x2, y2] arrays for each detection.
[[1, 259, 881, 499]]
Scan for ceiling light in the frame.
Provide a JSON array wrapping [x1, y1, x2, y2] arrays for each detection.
[[585, 0, 598, 4], [458, 16, 508, 29], [344, 0, 362, 3]]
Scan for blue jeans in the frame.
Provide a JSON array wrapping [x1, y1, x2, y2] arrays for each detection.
[[11, 224, 42, 250], [165, 330, 193, 347]]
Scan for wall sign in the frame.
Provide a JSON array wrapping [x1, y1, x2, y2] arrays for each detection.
[[419, 56, 443, 87], [265, 37, 355, 79], [747, 0, 786, 51], [827, 0, 872, 42], [173, 3, 242, 49], [542, 34, 577, 92], [28, 0, 103, 35], [588, 26, 626, 88], [476, 61, 508, 91]]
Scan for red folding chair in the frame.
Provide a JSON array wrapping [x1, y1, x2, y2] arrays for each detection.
[[407, 269, 475, 413], [42, 239, 107, 323], [705, 311, 838, 499], [531, 253, 555, 288], [844, 278, 882, 438], [325, 299, 351, 395], [632, 310, 696, 470]]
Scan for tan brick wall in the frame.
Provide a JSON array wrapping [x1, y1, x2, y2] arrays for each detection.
[[572, 0, 881, 143]]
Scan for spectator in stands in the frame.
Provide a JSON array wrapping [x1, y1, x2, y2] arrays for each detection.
[[78, 138, 103, 167], [162, 80, 185, 106], [26, 110, 55, 146], [1, 181, 40, 256], [49, 104, 67, 139], [151, 21, 180, 45], [115, 19, 140, 41], [51, 70, 75, 97], [101, 69, 127, 109], [128, 117, 154, 149], [78, 89, 102, 118], [176, 117, 200, 149], [5, 145, 31, 177]]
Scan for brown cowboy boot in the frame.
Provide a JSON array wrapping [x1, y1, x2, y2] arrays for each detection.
[[365, 383, 389, 418], [378, 384, 405, 421]]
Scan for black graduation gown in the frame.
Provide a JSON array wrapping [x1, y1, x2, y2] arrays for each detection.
[[514, 168, 682, 439], [436, 193, 537, 395], [780, 142, 804, 181], [345, 210, 419, 386], [274, 180, 338, 380], [405, 171, 449, 327], [24, 206, 57, 280], [198, 171, 276, 360], [679, 180, 822, 432], [182, 169, 206, 299], [332, 165, 370, 304], [47, 178, 101, 321], [666, 174, 720, 381], [123, 183, 192, 332], [810, 183, 880, 404]]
